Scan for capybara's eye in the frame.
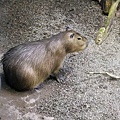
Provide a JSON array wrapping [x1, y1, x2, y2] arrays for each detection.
[[78, 37, 82, 40], [70, 33, 74, 38]]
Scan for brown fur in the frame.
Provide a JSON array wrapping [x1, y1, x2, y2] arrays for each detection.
[[2, 30, 87, 91]]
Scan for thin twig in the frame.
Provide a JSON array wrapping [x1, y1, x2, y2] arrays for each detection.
[[87, 71, 120, 79]]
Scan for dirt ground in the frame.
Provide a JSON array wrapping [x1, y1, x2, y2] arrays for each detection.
[[0, 0, 120, 120]]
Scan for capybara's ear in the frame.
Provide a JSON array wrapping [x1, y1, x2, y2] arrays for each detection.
[[66, 26, 71, 31]]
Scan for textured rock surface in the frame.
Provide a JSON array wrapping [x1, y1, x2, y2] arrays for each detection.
[[0, 0, 120, 120]]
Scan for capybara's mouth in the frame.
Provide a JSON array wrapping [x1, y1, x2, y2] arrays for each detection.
[[81, 42, 88, 50]]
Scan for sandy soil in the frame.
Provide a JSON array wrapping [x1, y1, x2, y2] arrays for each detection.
[[0, 0, 120, 120]]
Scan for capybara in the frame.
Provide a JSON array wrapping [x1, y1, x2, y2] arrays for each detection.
[[2, 29, 87, 91]]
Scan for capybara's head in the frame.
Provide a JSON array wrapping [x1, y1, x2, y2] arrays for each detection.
[[63, 30, 87, 53]]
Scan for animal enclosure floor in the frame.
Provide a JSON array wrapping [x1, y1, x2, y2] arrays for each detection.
[[0, 0, 120, 120]]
